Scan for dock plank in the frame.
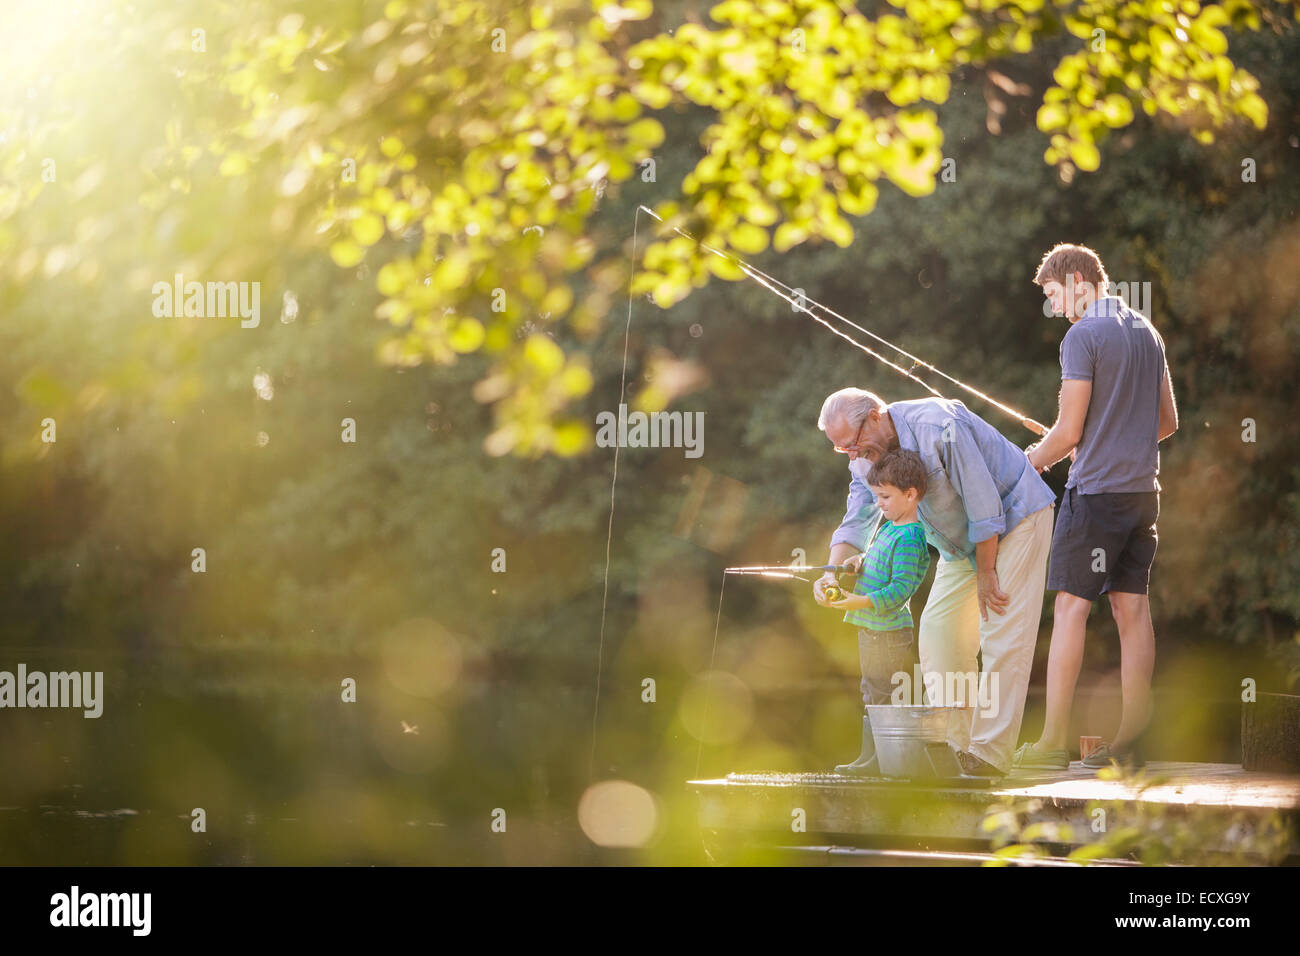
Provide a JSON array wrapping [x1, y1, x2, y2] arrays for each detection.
[[689, 762, 1300, 862]]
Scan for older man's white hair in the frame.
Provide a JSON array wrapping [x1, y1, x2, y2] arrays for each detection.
[[818, 388, 885, 432]]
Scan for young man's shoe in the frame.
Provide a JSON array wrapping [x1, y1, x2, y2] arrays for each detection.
[[1081, 740, 1146, 770], [1011, 742, 1070, 770], [956, 749, 1005, 778]]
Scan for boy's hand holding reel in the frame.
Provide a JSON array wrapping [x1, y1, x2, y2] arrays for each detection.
[[815, 553, 872, 609]]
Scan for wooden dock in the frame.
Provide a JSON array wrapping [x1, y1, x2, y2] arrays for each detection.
[[689, 762, 1300, 865]]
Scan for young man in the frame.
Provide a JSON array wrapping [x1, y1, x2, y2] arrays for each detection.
[[826, 449, 931, 776], [815, 388, 1055, 777], [1016, 243, 1179, 771]]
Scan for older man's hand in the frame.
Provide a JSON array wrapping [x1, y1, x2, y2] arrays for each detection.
[[977, 568, 1011, 620]]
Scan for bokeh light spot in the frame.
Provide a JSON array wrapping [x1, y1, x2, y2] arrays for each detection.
[[577, 780, 659, 848], [380, 617, 463, 699]]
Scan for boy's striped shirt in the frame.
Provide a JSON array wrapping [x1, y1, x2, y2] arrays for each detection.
[[843, 519, 931, 630]]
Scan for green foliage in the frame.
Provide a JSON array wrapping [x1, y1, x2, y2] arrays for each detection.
[[630, 0, 1283, 313], [981, 766, 1294, 865], [981, 795, 1076, 863], [193, 0, 662, 456], [1041, 0, 1269, 170], [1, 0, 1294, 454]]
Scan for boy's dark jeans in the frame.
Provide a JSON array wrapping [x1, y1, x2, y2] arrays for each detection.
[[858, 627, 918, 706]]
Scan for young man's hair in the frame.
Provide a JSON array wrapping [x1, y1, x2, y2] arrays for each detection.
[[1034, 243, 1110, 290], [866, 449, 927, 499]]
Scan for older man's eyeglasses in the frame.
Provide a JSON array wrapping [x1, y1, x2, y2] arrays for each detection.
[[834, 419, 867, 454]]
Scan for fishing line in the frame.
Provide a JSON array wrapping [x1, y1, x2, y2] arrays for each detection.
[[589, 204, 643, 782], [636, 205, 1048, 437], [695, 570, 728, 779]]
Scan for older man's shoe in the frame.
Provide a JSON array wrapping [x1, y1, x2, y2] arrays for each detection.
[[956, 749, 1005, 778]]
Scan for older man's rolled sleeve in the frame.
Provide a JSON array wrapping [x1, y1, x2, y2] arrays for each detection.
[[967, 514, 1006, 545], [830, 472, 880, 552], [945, 422, 1007, 545]]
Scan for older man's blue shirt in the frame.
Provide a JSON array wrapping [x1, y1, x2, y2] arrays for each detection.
[[831, 398, 1055, 564]]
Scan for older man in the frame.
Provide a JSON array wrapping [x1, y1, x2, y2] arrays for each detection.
[[815, 389, 1055, 776]]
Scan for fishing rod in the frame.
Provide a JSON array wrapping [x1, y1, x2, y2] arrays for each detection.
[[636, 205, 1049, 438], [724, 563, 857, 582], [724, 564, 858, 604]]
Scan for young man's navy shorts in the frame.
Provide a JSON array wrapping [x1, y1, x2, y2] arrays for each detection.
[[1047, 486, 1159, 600]]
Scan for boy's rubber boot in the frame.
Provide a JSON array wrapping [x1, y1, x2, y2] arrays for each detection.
[[834, 715, 879, 776]]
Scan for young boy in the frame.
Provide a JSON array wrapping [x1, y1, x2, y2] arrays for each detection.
[[827, 449, 932, 776]]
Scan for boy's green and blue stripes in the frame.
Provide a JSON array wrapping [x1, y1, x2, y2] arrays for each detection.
[[843, 520, 931, 630]]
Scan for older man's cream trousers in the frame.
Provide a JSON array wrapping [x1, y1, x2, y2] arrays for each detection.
[[918, 505, 1053, 773]]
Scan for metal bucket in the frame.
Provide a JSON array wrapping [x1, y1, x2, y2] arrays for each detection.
[[867, 705, 972, 779]]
